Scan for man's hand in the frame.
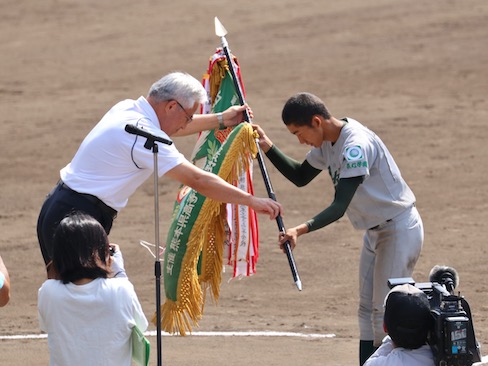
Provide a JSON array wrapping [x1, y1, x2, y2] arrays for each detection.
[[249, 196, 283, 220], [221, 103, 253, 128]]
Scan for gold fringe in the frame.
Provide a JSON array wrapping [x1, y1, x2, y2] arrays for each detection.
[[156, 196, 221, 335], [199, 208, 226, 304], [156, 124, 258, 336], [198, 124, 257, 299], [209, 58, 228, 105]]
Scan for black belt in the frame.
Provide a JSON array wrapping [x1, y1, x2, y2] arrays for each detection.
[[58, 181, 117, 220], [369, 219, 392, 231], [368, 203, 416, 231]]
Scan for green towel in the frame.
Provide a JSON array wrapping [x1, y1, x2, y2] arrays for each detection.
[[131, 326, 150, 366]]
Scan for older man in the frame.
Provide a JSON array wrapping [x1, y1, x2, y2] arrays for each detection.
[[37, 71, 282, 278]]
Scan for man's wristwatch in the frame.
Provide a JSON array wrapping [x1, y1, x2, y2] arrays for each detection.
[[217, 112, 225, 130]]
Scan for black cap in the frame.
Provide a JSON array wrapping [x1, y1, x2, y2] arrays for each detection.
[[384, 284, 433, 349]]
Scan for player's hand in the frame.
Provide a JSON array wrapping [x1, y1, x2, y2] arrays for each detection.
[[249, 196, 283, 220], [251, 123, 273, 153], [221, 104, 253, 128], [279, 228, 298, 252]]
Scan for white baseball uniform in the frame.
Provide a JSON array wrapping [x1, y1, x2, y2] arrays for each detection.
[[306, 118, 424, 345]]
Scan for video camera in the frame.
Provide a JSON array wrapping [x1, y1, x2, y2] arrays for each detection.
[[388, 265, 481, 366]]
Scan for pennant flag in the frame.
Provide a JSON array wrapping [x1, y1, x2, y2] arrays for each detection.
[[158, 123, 257, 335], [157, 48, 260, 335], [195, 49, 259, 280]]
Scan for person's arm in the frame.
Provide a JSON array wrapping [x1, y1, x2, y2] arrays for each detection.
[[0, 255, 11, 307], [253, 123, 321, 186], [172, 104, 251, 137], [305, 176, 363, 231], [165, 160, 283, 220], [278, 176, 363, 251], [130, 286, 149, 331], [266, 145, 321, 186]]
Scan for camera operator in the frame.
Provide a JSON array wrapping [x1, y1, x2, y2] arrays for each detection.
[[364, 284, 435, 366]]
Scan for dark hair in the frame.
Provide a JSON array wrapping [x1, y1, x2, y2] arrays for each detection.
[[384, 285, 433, 349], [52, 212, 110, 284], [281, 92, 331, 126]]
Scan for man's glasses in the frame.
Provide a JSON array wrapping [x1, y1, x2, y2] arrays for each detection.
[[175, 100, 193, 123]]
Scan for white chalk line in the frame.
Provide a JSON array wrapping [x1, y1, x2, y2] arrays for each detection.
[[3, 332, 487, 363], [0, 330, 336, 341]]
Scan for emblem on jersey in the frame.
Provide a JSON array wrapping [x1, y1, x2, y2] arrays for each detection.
[[345, 146, 363, 161]]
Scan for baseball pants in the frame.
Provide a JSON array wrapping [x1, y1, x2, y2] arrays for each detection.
[[358, 205, 424, 346]]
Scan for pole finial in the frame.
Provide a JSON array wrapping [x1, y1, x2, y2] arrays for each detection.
[[214, 17, 228, 37]]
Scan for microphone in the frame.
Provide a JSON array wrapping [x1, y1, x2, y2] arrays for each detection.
[[429, 265, 459, 293], [124, 124, 173, 146]]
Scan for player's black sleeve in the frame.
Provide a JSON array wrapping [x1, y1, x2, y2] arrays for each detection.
[[305, 176, 364, 232], [265, 144, 321, 186]]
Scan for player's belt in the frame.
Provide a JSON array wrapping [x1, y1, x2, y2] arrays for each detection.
[[58, 180, 117, 220], [368, 203, 416, 231], [369, 219, 392, 231]]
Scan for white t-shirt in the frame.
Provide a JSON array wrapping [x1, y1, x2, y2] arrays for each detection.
[[364, 336, 435, 366], [61, 96, 187, 211], [306, 118, 416, 230], [38, 277, 148, 366]]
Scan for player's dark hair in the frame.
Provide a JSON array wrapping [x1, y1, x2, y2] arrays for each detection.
[[384, 287, 433, 349], [52, 211, 111, 284], [282, 92, 331, 126]]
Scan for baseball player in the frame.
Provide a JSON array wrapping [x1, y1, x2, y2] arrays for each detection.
[[254, 92, 424, 365]]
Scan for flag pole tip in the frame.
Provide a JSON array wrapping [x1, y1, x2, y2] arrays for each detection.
[[214, 17, 228, 37]]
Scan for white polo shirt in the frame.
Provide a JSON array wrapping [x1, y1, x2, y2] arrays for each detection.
[[306, 118, 416, 230], [60, 96, 186, 211]]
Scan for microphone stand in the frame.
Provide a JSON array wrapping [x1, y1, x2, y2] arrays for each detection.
[[125, 125, 173, 366], [151, 141, 163, 366]]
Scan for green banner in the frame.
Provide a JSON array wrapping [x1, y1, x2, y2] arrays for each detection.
[[192, 70, 239, 162], [163, 122, 247, 303]]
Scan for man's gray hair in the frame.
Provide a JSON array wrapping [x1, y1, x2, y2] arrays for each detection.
[[148, 72, 208, 108]]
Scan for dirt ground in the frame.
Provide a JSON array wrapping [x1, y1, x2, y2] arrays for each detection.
[[1, 0, 487, 365]]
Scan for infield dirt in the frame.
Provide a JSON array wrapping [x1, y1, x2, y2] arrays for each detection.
[[1, 1, 488, 365]]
